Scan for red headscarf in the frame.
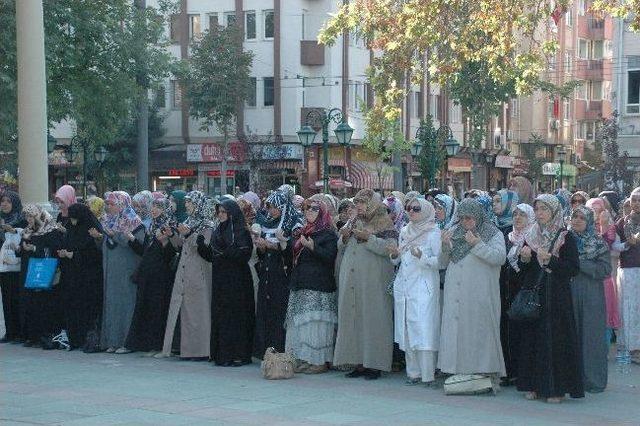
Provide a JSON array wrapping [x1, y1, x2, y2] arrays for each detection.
[[293, 199, 333, 265]]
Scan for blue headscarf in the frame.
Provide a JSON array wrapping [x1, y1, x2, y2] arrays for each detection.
[[495, 189, 519, 229], [477, 194, 498, 226], [433, 194, 457, 230]]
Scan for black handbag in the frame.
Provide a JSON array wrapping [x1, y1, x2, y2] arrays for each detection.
[[507, 230, 562, 322]]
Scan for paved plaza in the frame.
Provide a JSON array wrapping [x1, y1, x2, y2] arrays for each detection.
[[1, 344, 639, 425]]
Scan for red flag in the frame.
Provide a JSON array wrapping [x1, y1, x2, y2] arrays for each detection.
[[551, 5, 567, 25]]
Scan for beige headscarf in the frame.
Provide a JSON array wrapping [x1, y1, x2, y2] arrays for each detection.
[[352, 189, 397, 238]]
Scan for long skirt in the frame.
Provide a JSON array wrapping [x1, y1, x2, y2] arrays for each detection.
[[604, 277, 621, 329], [618, 267, 640, 351], [0, 272, 22, 340]]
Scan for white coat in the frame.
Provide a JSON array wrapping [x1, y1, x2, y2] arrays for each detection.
[[391, 227, 441, 352]]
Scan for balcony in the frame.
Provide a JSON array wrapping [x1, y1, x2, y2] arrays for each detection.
[[300, 40, 325, 66], [575, 59, 604, 80]]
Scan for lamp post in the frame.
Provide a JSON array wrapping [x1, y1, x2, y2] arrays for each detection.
[[485, 153, 495, 191], [297, 108, 354, 194], [557, 146, 567, 190], [67, 136, 108, 200], [413, 120, 460, 190]]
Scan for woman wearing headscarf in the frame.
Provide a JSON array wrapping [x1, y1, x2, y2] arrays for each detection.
[[509, 176, 534, 206], [117, 198, 177, 355], [158, 192, 215, 359], [336, 199, 356, 230], [58, 203, 102, 349], [197, 198, 255, 366], [87, 197, 105, 221], [433, 193, 458, 294], [253, 190, 303, 358], [569, 206, 611, 393], [383, 196, 408, 234], [500, 203, 535, 386], [587, 197, 621, 341], [438, 199, 506, 389], [571, 191, 590, 209], [389, 198, 441, 384], [54, 185, 77, 228], [239, 191, 261, 213], [285, 198, 338, 374], [614, 187, 640, 364], [493, 189, 520, 235], [132, 190, 155, 231], [100, 191, 145, 353], [170, 190, 188, 224], [19, 204, 64, 347], [237, 198, 260, 303], [554, 188, 573, 223], [517, 194, 583, 403], [333, 189, 398, 380], [0, 190, 26, 343]]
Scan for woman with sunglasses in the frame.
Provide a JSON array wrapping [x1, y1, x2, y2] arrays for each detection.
[[388, 198, 441, 385], [285, 199, 338, 374]]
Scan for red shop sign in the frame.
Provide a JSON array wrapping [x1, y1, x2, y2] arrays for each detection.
[[206, 170, 236, 177], [168, 169, 196, 177]]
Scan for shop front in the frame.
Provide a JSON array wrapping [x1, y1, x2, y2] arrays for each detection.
[[542, 162, 577, 190], [187, 142, 245, 196], [152, 168, 198, 193], [446, 157, 472, 198], [493, 155, 515, 189]]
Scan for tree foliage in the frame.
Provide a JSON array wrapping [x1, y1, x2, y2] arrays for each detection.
[[520, 133, 546, 185], [591, 0, 640, 32], [416, 115, 445, 187]]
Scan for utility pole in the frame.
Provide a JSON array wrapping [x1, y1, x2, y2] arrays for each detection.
[[135, 0, 149, 190]]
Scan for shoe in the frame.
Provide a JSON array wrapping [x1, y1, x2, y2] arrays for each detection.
[[23, 340, 36, 348], [51, 330, 71, 351], [105, 347, 116, 353], [405, 378, 422, 386], [345, 369, 366, 378], [0, 337, 10, 343], [115, 347, 132, 354], [143, 351, 158, 357], [524, 392, 538, 400], [41, 335, 58, 350], [364, 369, 381, 380], [546, 397, 564, 404], [153, 352, 170, 359], [304, 364, 328, 375], [500, 377, 517, 387], [295, 361, 311, 373]]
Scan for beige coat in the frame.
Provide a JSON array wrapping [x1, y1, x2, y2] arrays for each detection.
[[437, 231, 506, 376], [161, 229, 212, 358], [333, 234, 395, 371]]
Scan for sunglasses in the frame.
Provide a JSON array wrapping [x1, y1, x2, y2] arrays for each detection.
[[406, 206, 422, 213], [304, 205, 321, 212]]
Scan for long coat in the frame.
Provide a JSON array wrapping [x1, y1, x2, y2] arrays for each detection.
[[333, 234, 396, 372], [392, 228, 441, 352], [438, 232, 507, 376], [100, 227, 145, 349], [571, 245, 611, 393], [162, 228, 213, 358]]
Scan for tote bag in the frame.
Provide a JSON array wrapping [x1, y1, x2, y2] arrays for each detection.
[[25, 257, 59, 290]]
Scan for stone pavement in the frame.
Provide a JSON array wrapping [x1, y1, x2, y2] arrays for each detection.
[[1, 344, 639, 426]]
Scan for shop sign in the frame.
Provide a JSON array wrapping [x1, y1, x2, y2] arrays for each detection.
[[187, 143, 245, 163], [206, 170, 236, 177], [447, 158, 472, 173], [250, 144, 304, 160], [313, 178, 353, 188], [542, 162, 560, 175], [168, 169, 195, 177], [494, 155, 514, 169]]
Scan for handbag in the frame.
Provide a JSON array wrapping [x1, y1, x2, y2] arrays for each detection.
[[25, 257, 59, 290], [507, 230, 562, 322], [444, 374, 494, 395], [260, 347, 295, 380]]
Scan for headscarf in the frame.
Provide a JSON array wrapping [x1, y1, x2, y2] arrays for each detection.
[[212, 198, 250, 251], [237, 198, 257, 226], [398, 198, 437, 254], [132, 190, 154, 230], [152, 191, 166, 200], [554, 188, 573, 220], [23, 204, 57, 237], [66, 203, 101, 251], [170, 190, 188, 224], [507, 203, 535, 271], [309, 194, 338, 218], [55, 185, 76, 217], [570, 206, 609, 261], [449, 198, 500, 263], [525, 194, 569, 261], [510, 176, 533, 206], [149, 198, 174, 238], [183, 190, 207, 231], [433, 194, 457, 230], [352, 189, 397, 239], [405, 191, 422, 207], [240, 191, 261, 211], [277, 184, 296, 201], [585, 197, 613, 234], [293, 199, 334, 265], [495, 189, 520, 229], [87, 197, 104, 221], [292, 195, 305, 211], [598, 191, 621, 217], [477, 194, 498, 226], [383, 196, 408, 234], [622, 187, 640, 240], [571, 191, 590, 206], [391, 191, 406, 206], [0, 190, 24, 227], [101, 191, 143, 234], [259, 190, 304, 238]]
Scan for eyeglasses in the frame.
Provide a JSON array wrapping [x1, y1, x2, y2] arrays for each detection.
[[571, 198, 585, 205], [304, 205, 320, 212], [406, 206, 422, 213]]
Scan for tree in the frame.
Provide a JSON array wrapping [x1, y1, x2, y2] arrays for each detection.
[[597, 110, 634, 194], [520, 133, 546, 189], [240, 128, 288, 193], [416, 115, 445, 188], [179, 24, 253, 195], [591, 0, 640, 32], [318, 0, 572, 147]]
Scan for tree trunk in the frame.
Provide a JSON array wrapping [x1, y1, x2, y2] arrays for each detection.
[[220, 127, 228, 196], [135, 0, 149, 191]]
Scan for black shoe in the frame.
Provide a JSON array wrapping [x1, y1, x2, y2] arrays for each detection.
[[23, 340, 36, 347], [364, 369, 381, 380], [345, 369, 366, 378], [0, 337, 11, 343], [500, 377, 517, 387], [11, 338, 25, 345]]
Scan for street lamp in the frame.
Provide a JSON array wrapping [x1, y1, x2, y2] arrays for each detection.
[[413, 120, 460, 189], [67, 136, 109, 200], [485, 153, 495, 191], [557, 146, 567, 189], [297, 108, 354, 193]]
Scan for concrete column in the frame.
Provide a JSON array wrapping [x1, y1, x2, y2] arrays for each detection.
[[16, 0, 49, 205]]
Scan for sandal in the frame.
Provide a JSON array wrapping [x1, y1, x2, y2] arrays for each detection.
[[546, 397, 564, 404], [524, 392, 538, 400]]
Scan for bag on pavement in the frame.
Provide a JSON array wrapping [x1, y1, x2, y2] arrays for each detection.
[[444, 374, 494, 395], [261, 347, 295, 380]]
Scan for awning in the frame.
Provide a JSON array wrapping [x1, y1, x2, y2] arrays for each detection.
[[256, 160, 302, 171], [349, 160, 394, 190], [447, 158, 472, 173]]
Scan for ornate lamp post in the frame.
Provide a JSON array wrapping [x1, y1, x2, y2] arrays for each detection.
[[557, 146, 567, 189], [413, 119, 460, 189], [297, 108, 354, 194], [67, 136, 108, 200]]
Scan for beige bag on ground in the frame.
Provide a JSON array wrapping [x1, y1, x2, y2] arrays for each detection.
[[261, 347, 295, 380], [443, 374, 494, 395]]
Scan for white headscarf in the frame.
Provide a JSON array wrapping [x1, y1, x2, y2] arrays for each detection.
[[398, 198, 437, 254], [507, 203, 535, 271]]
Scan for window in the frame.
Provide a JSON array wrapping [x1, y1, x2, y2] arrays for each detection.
[[578, 122, 596, 140], [603, 81, 612, 101], [605, 40, 613, 58], [263, 10, 274, 39], [564, 51, 572, 73], [189, 14, 201, 39], [169, 14, 180, 42], [576, 82, 587, 100], [592, 40, 604, 59], [246, 78, 257, 107], [590, 80, 603, 100], [563, 99, 570, 120], [578, 39, 589, 59], [225, 12, 236, 27], [245, 11, 256, 39], [171, 80, 182, 109], [510, 98, 519, 117], [208, 13, 218, 30], [451, 103, 462, 123], [414, 92, 421, 118], [263, 77, 274, 106], [578, 0, 586, 15], [548, 54, 556, 71], [433, 95, 441, 120], [566, 9, 573, 27], [589, 17, 605, 29], [154, 85, 166, 108], [627, 70, 640, 114]]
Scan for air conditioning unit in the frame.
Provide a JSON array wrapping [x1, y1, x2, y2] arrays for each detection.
[[550, 120, 560, 130]]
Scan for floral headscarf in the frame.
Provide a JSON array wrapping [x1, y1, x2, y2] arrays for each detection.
[[259, 189, 304, 238], [495, 189, 520, 229], [434, 194, 457, 230], [525, 194, 569, 261], [237, 198, 257, 226], [507, 203, 535, 272], [477, 194, 498, 226], [132, 190, 154, 230], [571, 191, 590, 206], [55, 185, 76, 217], [101, 191, 143, 234], [398, 198, 437, 255], [622, 187, 640, 240], [149, 198, 175, 238], [240, 191, 261, 211], [570, 206, 609, 261], [383, 196, 408, 234], [292, 195, 305, 212], [450, 198, 500, 263], [554, 188, 573, 220], [23, 204, 57, 237], [293, 199, 334, 265], [183, 190, 207, 231]]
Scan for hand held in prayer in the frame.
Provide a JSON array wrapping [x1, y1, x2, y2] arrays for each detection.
[[177, 224, 190, 236], [442, 229, 453, 246], [124, 231, 135, 242], [537, 249, 551, 265], [353, 228, 370, 242], [464, 230, 480, 246], [275, 229, 288, 243], [387, 245, 399, 259], [88, 228, 101, 239], [520, 245, 532, 262], [410, 246, 422, 259]]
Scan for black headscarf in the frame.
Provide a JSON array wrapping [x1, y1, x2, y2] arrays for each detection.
[[0, 190, 25, 227], [65, 203, 100, 251], [598, 191, 621, 217], [211, 198, 251, 253]]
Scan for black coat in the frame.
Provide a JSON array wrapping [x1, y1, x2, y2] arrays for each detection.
[[289, 229, 338, 293], [516, 232, 584, 399]]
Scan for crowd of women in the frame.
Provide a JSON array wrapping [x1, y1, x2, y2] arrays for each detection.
[[1, 178, 639, 403]]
